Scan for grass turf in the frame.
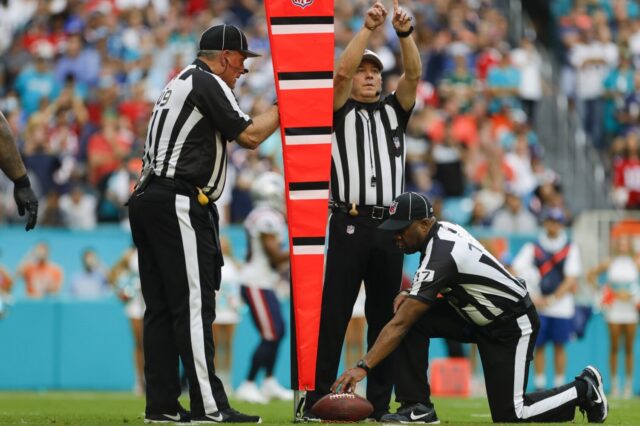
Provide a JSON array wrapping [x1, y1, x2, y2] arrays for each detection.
[[0, 392, 638, 425]]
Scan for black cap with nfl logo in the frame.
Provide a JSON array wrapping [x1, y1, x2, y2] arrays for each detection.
[[379, 192, 434, 231]]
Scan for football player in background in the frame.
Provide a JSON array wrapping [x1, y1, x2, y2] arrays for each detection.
[[235, 172, 293, 403]]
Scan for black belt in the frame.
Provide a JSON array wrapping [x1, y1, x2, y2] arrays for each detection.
[[331, 202, 390, 220], [148, 175, 198, 197]]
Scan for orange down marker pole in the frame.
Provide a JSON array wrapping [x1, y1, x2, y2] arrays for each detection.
[[264, 0, 334, 394]]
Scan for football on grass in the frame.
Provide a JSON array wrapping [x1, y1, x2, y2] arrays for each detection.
[[311, 392, 374, 421]]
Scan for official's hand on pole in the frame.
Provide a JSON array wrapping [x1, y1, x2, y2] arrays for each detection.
[[331, 367, 367, 394], [14, 185, 38, 231], [392, 0, 412, 33]]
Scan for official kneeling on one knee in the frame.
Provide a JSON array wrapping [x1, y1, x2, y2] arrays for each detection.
[[332, 192, 608, 424]]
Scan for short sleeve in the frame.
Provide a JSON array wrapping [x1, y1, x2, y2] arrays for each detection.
[[253, 214, 282, 235], [408, 239, 456, 305], [386, 92, 414, 129], [564, 243, 582, 277], [192, 71, 252, 141]]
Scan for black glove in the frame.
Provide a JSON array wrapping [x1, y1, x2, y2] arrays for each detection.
[[13, 175, 38, 231]]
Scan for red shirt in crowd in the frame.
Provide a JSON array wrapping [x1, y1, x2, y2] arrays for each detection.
[[87, 130, 133, 186], [614, 157, 640, 208]]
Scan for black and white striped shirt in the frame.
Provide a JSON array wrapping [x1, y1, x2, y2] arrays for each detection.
[[410, 221, 529, 326], [143, 59, 252, 201], [331, 94, 412, 207]]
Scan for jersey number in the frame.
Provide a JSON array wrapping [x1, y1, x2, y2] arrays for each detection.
[[157, 89, 172, 107]]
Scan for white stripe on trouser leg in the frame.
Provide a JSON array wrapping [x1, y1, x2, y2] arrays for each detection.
[[176, 195, 218, 413], [249, 287, 275, 340], [513, 314, 577, 419]]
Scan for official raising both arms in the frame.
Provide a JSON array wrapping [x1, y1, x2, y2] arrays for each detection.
[[304, 0, 423, 420]]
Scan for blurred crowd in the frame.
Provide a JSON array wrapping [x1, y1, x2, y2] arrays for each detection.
[[0, 0, 573, 231], [553, 0, 640, 210]]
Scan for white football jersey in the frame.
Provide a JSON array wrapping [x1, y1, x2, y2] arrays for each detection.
[[241, 205, 287, 289]]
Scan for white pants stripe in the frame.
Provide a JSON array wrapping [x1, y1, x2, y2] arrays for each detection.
[[176, 195, 218, 413], [513, 314, 577, 419]]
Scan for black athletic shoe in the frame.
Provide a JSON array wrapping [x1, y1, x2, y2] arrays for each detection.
[[301, 410, 321, 423], [191, 408, 261, 423], [575, 365, 608, 423], [145, 407, 191, 423], [379, 403, 440, 424], [364, 410, 391, 422]]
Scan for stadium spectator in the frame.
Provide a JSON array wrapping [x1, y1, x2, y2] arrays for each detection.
[[22, 112, 63, 198], [510, 38, 543, 124], [431, 119, 467, 197], [59, 185, 97, 230], [587, 234, 639, 399], [54, 32, 101, 90], [86, 112, 133, 188], [616, 71, 640, 136], [69, 248, 109, 299], [212, 237, 242, 393], [612, 131, 640, 209], [512, 208, 581, 390], [504, 131, 538, 197], [491, 186, 538, 233], [569, 26, 618, 149], [602, 52, 634, 146], [438, 54, 476, 110], [108, 247, 145, 395], [528, 172, 573, 223], [486, 49, 521, 114], [18, 242, 64, 298], [467, 198, 493, 228], [39, 190, 65, 227], [13, 41, 60, 118]]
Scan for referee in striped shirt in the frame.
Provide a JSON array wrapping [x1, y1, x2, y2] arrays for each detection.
[[333, 192, 609, 424], [304, 1, 423, 420], [128, 24, 279, 424]]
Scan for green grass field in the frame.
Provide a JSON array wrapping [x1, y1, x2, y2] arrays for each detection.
[[0, 392, 638, 425]]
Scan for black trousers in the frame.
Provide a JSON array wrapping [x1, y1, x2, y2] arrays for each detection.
[[396, 299, 586, 422], [306, 211, 426, 414], [128, 181, 228, 417]]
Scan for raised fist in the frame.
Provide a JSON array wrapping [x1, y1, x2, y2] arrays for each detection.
[[364, 2, 388, 31]]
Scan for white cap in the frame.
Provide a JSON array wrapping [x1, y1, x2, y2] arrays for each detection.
[[362, 49, 383, 71], [33, 41, 55, 59]]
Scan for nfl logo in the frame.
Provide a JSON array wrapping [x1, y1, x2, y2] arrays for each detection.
[[393, 136, 400, 149], [389, 201, 398, 215], [292, 0, 314, 8], [346, 225, 355, 234]]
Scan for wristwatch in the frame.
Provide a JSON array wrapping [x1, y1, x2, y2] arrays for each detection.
[[396, 26, 414, 38], [356, 359, 371, 374]]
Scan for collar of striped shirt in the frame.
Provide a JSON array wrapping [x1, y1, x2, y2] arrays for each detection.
[[193, 58, 213, 73], [420, 221, 440, 252], [350, 97, 383, 111]]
